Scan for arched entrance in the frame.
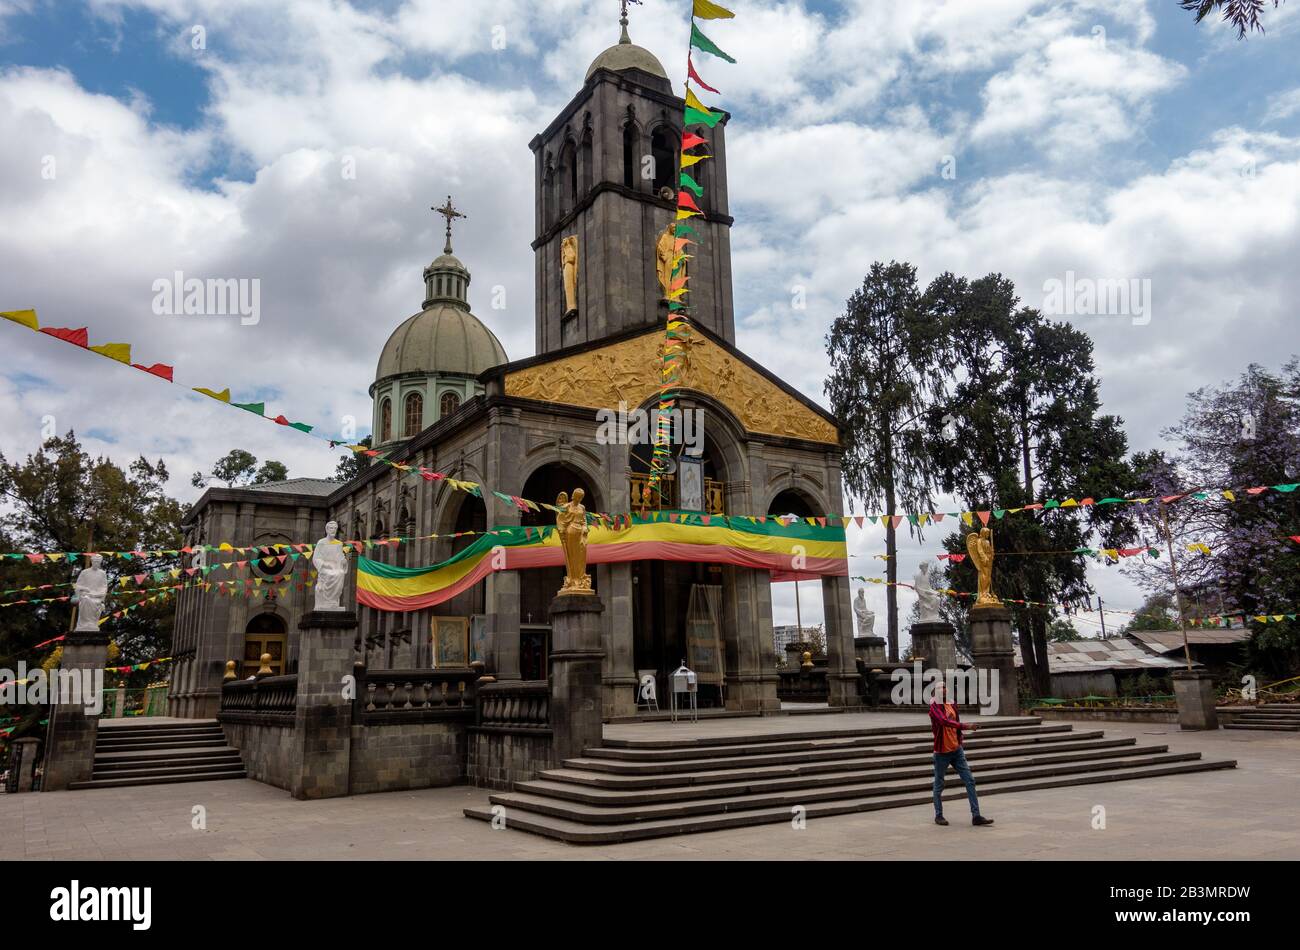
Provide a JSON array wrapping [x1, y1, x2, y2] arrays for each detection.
[[767, 487, 827, 652], [627, 421, 735, 709], [243, 612, 287, 677], [518, 462, 601, 680]]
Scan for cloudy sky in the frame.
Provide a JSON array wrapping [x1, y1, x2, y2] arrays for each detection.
[[2, 0, 1298, 641]]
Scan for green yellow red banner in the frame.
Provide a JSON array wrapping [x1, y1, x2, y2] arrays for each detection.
[[357, 514, 846, 612]]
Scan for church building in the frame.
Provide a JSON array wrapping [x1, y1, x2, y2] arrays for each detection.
[[168, 17, 856, 722]]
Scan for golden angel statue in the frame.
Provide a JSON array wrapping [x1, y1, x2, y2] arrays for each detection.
[[655, 222, 676, 300], [556, 488, 593, 595], [966, 527, 999, 608]]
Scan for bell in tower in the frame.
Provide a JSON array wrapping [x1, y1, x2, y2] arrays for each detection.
[[529, 3, 736, 354]]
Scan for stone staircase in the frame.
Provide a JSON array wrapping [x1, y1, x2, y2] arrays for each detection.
[[464, 717, 1236, 844], [1224, 703, 1300, 732], [68, 720, 246, 789]]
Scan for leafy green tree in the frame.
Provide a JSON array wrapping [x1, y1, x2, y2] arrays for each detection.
[[826, 262, 953, 661], [192, 449, 288, 489], [334, 436, 373, 483], [926, 273, 1139, 696], [0, 433, 185, 741], [254, 460, 288, 484], [1047, 619, 1083, 642], [1125, 361, 1300, 677], [1179, 0, 1284, 38]]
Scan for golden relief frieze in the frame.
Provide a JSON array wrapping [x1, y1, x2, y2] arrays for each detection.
[[504, 330, 838, 446]]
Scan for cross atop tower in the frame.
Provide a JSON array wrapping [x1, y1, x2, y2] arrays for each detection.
[[432, 195, 466, 254]]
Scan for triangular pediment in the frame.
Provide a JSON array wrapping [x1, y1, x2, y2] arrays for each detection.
[[500, 326, 838, 446]]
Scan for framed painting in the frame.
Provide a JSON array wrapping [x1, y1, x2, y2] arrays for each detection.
[[469, 614, 488, 664], [431, 616, 469, 668]]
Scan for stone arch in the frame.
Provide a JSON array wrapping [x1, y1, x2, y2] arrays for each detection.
[[628, 389, 750, 494], [621, 111, 641, 189], [649, 122, 679, 196]]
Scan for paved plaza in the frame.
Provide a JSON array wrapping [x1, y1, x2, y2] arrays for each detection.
[[5, 715, 1297, 861]]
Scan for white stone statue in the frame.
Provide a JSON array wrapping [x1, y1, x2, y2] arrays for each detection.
[[913, 566, 941, 624], [853, 588, 875, 638], [72, 553, 109, 632], [311, 520, 349, 611]]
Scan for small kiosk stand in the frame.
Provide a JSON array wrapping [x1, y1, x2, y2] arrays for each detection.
[[670, 660, 698, 723]]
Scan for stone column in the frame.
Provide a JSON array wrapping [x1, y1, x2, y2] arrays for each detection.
[[909, 621, 958, 673], [602, 562, 637, 719], [41, 631, 109, 791], [723, 567, 779, 712], [821, 574, 858, 707], [548, 593, 605, 761], [291, 610, 358, 800], [1172, 670, 1219, 730], [10, 738, 40, 792], [967, 606, 1019, 717]]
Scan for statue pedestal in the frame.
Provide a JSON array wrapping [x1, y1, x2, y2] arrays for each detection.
[[41, 632, 109, 791], [968, 605, 1019, 717], [854, 636, 887, 666], [909, 622, 957, 672], [291, 610, 358, 800], [1172, 670, 1219, 730], [549, 593, 605, 761]]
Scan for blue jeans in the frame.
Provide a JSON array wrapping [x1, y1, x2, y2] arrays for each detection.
[[933, 748, 981, 818]]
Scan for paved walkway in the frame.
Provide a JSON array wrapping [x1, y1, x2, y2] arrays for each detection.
[[4, 719, 1295, 860]]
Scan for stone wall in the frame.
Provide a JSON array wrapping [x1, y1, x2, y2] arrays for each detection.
[[222, 718, 299, 790], [466, 728, 557, 790], [347, 721, 466, 794]]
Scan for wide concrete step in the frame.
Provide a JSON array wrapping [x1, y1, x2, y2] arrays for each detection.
[[1232, 714, 1300, 723], [465, 758, 1236, 844], [545, 735, 1136, 790], [1224, 722, 1300, 731], [1256, 704, 1300, 711], [85, 760, 247, 781], [94, 752, 244, 774], [95, 745, 242, 764], [95, 738, 228, 748], [488, 751, 1209, 825], [565, 726, 1095, 775], [594, 717, 1042, 754], [68, 770, 247, 790], [522, 743, 1169, 806]]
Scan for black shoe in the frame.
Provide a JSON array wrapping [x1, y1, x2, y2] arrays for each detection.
[[972, 816, 994, 826], [934, 816, 949, 826]]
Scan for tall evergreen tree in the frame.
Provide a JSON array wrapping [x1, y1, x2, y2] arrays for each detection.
[[926, 274, 1138, 696], [826, 261, 952, 661]]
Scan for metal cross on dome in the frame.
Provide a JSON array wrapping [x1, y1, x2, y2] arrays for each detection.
[[432, 196, 466, 254]]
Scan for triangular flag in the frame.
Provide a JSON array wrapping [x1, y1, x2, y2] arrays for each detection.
[[194, 387, 231, 402], [132, 362, 174, 382], [693, 0, 735, 19], [89, 342, 131, 363], [687, 55, 719, 94], [40, 326, 88, 347], [1, 309, 38, 331], [690, 22, 736, 63]]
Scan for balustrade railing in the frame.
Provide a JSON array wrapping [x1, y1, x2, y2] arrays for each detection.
[[357, 667, 479, 724], [219, 674, 297, 722], [475, 680, 550, 731]]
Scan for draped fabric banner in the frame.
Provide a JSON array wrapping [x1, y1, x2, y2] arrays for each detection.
[[357, 515, 846, 612]]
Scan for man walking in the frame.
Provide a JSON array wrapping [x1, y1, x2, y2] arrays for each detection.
[[930, 682, 994, 827]]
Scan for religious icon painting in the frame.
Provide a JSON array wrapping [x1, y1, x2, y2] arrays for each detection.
[[432, 616, 469, 668]]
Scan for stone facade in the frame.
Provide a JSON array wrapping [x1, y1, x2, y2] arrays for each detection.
[[467, 730, 557, 790]]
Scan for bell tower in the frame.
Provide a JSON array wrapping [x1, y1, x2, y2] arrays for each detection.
[[530, 7, 735, 354]]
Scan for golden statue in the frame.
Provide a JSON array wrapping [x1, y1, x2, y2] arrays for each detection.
[[561, 235, 579, 315], [966, 527, 999, 608], [655, 222, 676, 300], [556, 488, 593, 596]]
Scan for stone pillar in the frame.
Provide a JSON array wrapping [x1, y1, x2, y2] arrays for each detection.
[[854, 636, 887, 665], [41, 632, 109, 791], [967, 606, 1019, 718], [821, 574, 859, 707], [602, 562, 637, 719], [1172, 670, 1219, 730], [909, 621, 958, 673], [10, 738, 40, 792], [291, 610, 358, 800], [549, 593, 605, 761], [723, 567, 779, 712]]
